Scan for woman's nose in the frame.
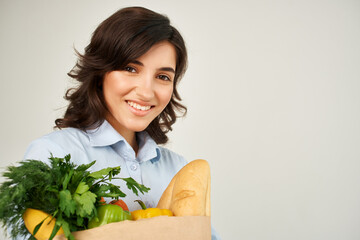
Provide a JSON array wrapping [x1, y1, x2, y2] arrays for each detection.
[[135, 76, 155, 100]]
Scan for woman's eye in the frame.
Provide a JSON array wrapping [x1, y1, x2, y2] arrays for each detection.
[[124, 66, 136, 73], [158, 75, 171, 81]]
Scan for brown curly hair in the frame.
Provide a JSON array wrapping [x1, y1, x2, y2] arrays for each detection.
[[55, 7, 188, 144]]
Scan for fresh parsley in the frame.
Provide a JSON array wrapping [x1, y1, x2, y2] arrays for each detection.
[[0, 154, 150, 239]]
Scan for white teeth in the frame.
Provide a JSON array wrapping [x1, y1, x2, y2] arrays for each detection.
[[127, 101, 151, 111]]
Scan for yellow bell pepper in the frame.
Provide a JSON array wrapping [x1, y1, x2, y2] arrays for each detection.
[[23, 208, 64, 240], [131, 200, 173, 220]]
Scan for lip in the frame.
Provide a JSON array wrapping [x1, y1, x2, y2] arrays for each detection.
[[126, 99, 154, 107], [126, 100, 154, 117]]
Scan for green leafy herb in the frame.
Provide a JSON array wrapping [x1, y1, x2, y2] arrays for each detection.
[[0, 154, 150, 239]]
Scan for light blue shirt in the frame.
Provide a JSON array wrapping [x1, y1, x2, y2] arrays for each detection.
[[23, 120, 221, 239]]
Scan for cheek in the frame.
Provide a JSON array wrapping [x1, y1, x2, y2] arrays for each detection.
[[102, 86, 116, 108], [103, 80, 128, 104], [159, 86, 174, 106]]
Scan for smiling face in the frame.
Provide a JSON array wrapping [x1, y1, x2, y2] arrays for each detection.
[[102, 41, 176, 141]]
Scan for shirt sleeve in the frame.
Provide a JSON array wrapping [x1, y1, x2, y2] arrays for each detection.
[[211, 224, 222, 240], [23, 137, 66, 165]]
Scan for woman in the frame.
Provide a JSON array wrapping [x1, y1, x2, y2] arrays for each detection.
[[24, 6, 220, 239], [25, 5, 186, 210]]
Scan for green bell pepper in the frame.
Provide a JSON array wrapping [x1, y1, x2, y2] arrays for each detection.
[[88, 204, 132, 229]]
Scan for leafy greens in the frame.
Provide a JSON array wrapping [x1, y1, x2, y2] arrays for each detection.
[[0, 154, 150, 240]]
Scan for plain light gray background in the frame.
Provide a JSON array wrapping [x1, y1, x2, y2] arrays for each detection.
[[1, 0, 360, 239]]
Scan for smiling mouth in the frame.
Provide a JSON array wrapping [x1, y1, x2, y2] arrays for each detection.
[[126, 101, 153, 111]]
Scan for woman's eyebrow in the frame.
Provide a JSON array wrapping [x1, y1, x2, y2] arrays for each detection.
[[130, 60, 143, 66], [130, 60, 175, 73], [158, 67, 175, 74]]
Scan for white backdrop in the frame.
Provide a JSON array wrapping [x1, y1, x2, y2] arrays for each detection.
[[1, 0, 360, 239]]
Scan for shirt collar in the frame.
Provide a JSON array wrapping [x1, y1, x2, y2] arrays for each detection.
[[137, 131, 160, 163], [86, 120, 125, 147], [86, 120, 161, 163]]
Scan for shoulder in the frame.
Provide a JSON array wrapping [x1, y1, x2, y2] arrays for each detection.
[[158, 146, 185, 161], [157, 146, 187, 168], [24, 128, 89, 163]]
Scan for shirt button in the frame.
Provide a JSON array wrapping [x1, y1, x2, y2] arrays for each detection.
[[130, 163, 138, 171]]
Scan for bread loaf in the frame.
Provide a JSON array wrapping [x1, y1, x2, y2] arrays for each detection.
[[157, 159, 211, 216]]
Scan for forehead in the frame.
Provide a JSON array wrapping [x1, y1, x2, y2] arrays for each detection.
[[135, 41, 177, 69]]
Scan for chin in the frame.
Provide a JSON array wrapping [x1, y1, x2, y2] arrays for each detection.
[[128, 124, 150, 133]]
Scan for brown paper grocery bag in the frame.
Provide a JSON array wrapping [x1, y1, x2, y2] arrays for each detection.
[[53, 216, 211, 240]]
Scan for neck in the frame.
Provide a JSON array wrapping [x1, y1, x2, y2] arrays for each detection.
[[105, 114, 139, 155]]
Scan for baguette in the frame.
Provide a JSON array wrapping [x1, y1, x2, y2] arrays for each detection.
[[157, 159, 211, 216]]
